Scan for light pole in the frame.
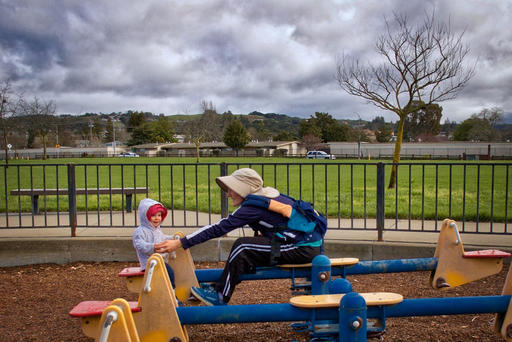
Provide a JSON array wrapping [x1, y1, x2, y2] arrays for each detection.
[[355, 113, 362, 159], [88, 121, 94, 147], [112, 121, 116, 157]]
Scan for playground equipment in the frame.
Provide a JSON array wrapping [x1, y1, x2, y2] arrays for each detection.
[[431, 219, 510, 290], [95, 299, 139, 342], [121, 220, 510, 299], [71, 254, 188, 341], [71, 220, 512, 341], [71, 253, 512, 341], [119, 232, 360, 296], [71, 253, 406, 341], [120, 256, 361, 293], [167, 231, 199, 301]]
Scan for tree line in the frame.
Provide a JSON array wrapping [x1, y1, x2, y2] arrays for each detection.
[[1, 82, 509, 157]]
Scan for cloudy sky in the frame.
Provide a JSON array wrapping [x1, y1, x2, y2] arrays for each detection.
[[1, 0, 511, 123]]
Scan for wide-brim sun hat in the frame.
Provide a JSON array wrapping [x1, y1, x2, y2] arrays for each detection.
[[216, 168, 280, 199]]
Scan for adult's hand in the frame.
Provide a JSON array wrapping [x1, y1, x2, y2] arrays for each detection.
[[154, 239, 182, 253]]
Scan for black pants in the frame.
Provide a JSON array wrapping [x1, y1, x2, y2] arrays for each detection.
[[214, 236, 321, 303]]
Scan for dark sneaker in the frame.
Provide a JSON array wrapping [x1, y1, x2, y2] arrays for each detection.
[[190, 286, 226, 306]]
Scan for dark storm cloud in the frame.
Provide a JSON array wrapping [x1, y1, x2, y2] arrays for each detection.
[[0, 0, 511, 121], [0, 2, 69, 77]]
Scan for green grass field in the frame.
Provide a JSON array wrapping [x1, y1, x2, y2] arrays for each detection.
[[1, 157, 511, 222]]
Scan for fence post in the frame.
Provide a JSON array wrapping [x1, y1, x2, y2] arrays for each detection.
[[220, 162, 229, 218], [376, 162, 385, 241], [68, 163, 77, 237]]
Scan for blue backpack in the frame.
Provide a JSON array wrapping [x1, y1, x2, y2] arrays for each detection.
[[242, 193, 327, 244]]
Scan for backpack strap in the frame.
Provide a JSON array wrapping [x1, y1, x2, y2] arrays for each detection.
[[268, 200, 292, 218], [243, 194, 293, 218], [258, 220, 286, 266]]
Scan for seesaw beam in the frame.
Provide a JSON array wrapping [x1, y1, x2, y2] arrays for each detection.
[[192, 257, 438, 283], [173, 295, 511, 325]]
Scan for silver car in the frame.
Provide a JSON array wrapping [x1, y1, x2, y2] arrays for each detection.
[[306, 151, 336, 159], [119, 152, 139, 157]]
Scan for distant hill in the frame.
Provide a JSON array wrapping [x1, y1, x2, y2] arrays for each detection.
[[168, 111, 304, 139], [167, 114, 202, 122], [503, 112, 512, 124]]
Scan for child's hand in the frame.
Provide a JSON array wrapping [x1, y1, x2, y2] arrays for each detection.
[[154, 239, 181, 253]]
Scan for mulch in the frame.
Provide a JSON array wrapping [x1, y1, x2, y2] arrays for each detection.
[[0, 261, 508, 341]]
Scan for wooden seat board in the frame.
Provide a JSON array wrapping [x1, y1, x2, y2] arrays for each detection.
[[279, 257, 359, 268], [69, 300, 140, 317], [118, 267, 145, 277], [463, 249, 511, 258], [290, 292, 403, 308]]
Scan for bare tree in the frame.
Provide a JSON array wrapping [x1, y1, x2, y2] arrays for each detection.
[[199, 99, 222, 142], [22, 97, 57, 160], [0, 80, 22, 166], [478, 107, 503, 128], [301, 134, 324, 152], [336, 11, 475, 188], [185, 100, 220, 162]]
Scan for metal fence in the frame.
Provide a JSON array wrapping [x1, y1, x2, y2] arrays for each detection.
[[1, 162, 511, 237]]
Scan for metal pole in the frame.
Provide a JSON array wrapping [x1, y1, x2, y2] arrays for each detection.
[[220, 162, 228, 218], [177, 303, 334, 324], [345, 258, 437, 275], [381, 295, 511, 317], [68, 163, 77, 237], [376, 162, 385, 241], [88, 121, 93, 147], [113, 121, 116, 156]]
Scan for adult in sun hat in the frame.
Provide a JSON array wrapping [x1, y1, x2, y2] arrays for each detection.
[[155, 168, 323, 306]]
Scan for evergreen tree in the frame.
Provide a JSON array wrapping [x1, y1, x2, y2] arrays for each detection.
[[403, 101, 443, 141], [453, 116, 494, 141], [223, 119, 249, 156], [273, 130, 297, 141], [299, 112, 350, 142], [150, 116, 176, 143], [128, 124, 152, 145], [375, 124, 394, 142], [127, 111, 146, 132], [298, 117, 322, 139]]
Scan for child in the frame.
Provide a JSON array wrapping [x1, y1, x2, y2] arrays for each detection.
[[132, 198, 175, 286]]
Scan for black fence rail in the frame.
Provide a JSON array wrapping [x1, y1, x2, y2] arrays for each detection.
[[1, 162, 511, 237]]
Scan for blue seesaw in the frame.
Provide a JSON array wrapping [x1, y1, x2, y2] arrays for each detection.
[[119, 232, 437, 299], [70, 219, 512, 341], [119, 218, 507, 300], [69, 253, 512, 342], [119, 231, 362, 300]]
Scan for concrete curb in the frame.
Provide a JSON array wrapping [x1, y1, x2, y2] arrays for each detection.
[[1, 237, 510, 267]]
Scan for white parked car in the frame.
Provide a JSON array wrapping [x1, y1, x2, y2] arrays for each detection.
[[306, 151, 336, 160], [119, 152, 139, 157]]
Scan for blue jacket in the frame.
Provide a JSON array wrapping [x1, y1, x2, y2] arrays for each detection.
[[181, 195, 316, 249]]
